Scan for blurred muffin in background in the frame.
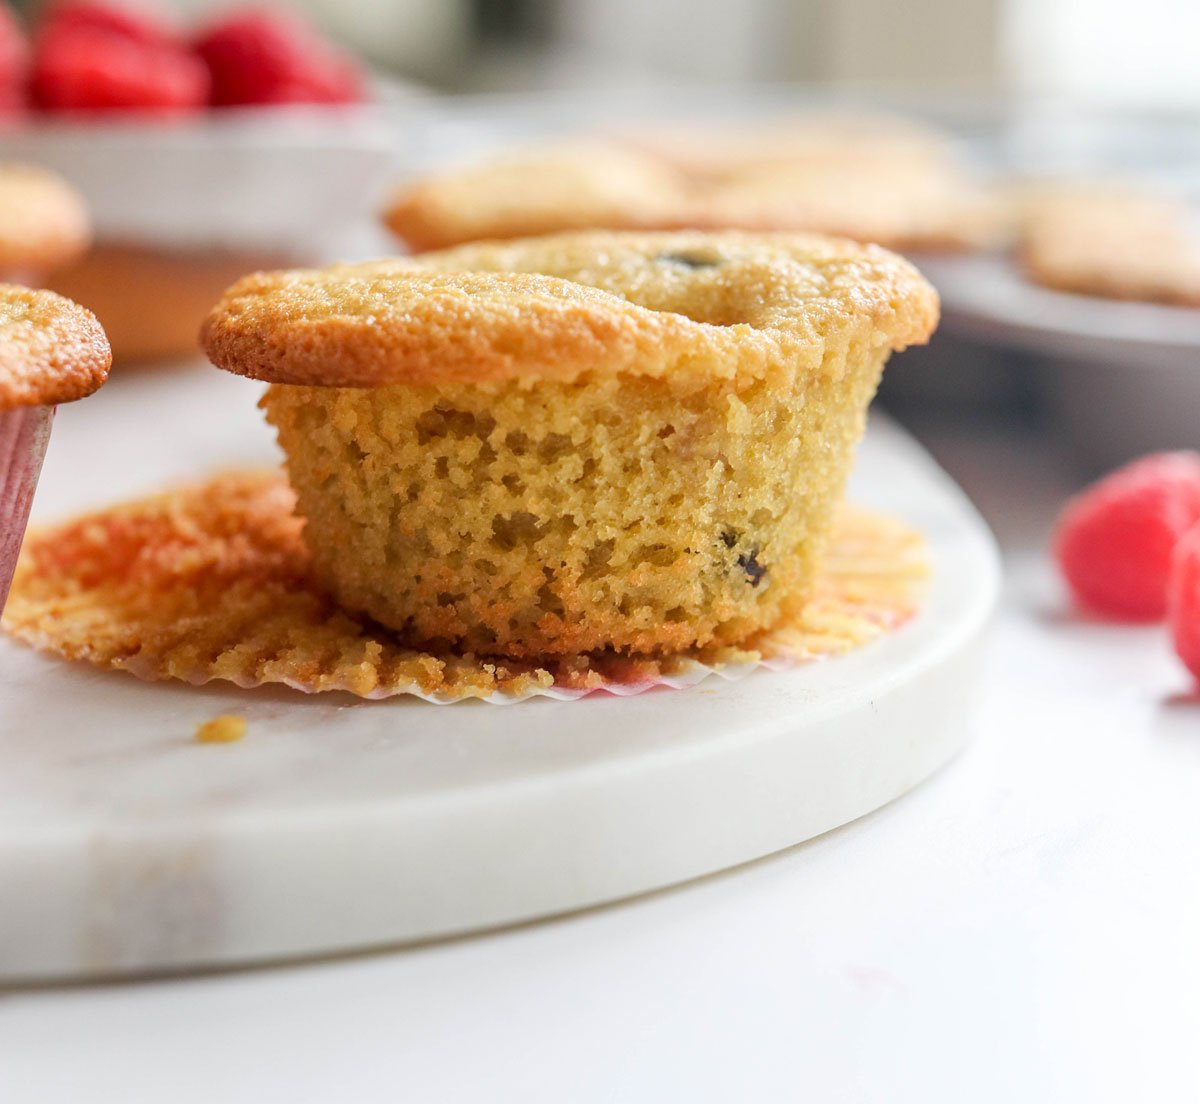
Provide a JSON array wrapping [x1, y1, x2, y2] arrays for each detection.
[[1015, 181, 1200, 308], [46, 243, 296, 364], [385, 112, 1004, 255], [617, 111, 962, 179], [0, 162, 89, 281], [383, 141, 687, 253], [0, 2, 391, 364]]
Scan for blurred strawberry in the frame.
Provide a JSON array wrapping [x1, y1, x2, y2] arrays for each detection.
[[32, 21, 208, 114], [37, 0, 177, 46], [1169, 521, 1200, 683], [0, 4, 30, 114], [194, 8, 364, 107], [1054, 451, 1200, 621]]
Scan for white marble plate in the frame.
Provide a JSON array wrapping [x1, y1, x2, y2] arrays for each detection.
[[0, 365, 1000, 982]]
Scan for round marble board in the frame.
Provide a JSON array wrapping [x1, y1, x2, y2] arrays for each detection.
[[0, 366, 1000, 982]]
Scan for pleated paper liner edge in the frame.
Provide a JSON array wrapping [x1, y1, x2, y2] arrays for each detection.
[[2, 469, 929, 704]]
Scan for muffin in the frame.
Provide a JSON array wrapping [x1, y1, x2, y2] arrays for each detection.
[[383, 124, 1000, 254], [617, 111, 965, 179], [0, 164, 91, 282], [383, 142, 689, 255], [0, 284, 111, 610], [1017, 183, 1200, 307], [48, 244, 296, 364], [202, 230, 938, 659]]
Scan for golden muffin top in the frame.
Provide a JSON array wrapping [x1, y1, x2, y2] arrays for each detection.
[[0, 284, 111, 411], [0, 165, 91, 277], [201, 230, 939, 389]]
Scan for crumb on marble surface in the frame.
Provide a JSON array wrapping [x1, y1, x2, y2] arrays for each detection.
[[195, 714, 247, 744]]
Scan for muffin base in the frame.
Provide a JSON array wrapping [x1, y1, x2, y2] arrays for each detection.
[[1, 469, 927, 703], [263, 348, 888, 659]]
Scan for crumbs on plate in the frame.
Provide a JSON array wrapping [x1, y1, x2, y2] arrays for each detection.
[[195, 714, 247, 744]]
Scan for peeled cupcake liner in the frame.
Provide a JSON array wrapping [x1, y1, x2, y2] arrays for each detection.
[[117, 646, 800, 705], [2, 469, 927, 705]]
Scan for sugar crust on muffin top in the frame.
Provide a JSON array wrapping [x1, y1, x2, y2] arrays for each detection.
[[201, 231, 940, 389], [0, 284, 111, 411]]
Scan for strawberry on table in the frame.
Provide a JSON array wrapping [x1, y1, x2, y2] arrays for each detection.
[[194, 8, 364, 107], [1054, 451, 1200, 621]]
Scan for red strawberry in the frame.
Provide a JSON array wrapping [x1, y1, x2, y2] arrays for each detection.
[[1054, 451, 1200, 621], [37, 1, 176, 46], [31, 22, 208, 114], [1168, 522, 1200, 682], [0, 4, 29, 114], [194, 9, 363, 108]]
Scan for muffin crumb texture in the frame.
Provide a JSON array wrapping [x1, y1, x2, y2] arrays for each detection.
[[264, 351, 886, 657], [1, 470, 928, 703]]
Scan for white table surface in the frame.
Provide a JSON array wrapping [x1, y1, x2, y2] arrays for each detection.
[[2, 416, 1198, 1102]]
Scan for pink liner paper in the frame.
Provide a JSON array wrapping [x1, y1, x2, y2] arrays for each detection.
[[0, 405, 54, 613]]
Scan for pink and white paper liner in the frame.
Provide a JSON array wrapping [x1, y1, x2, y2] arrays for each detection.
[[0, 404, 53, 613]]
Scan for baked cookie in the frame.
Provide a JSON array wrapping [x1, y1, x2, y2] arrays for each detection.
[[203, 230, 937, 659], [383, 124, 1001, 253], [0, 164, 91, 280], [0, 284, 111, 611], [1018, 183, 1200, 307]]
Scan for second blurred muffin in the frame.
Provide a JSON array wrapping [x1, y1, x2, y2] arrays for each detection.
[[384, 113, 1002, 254]]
